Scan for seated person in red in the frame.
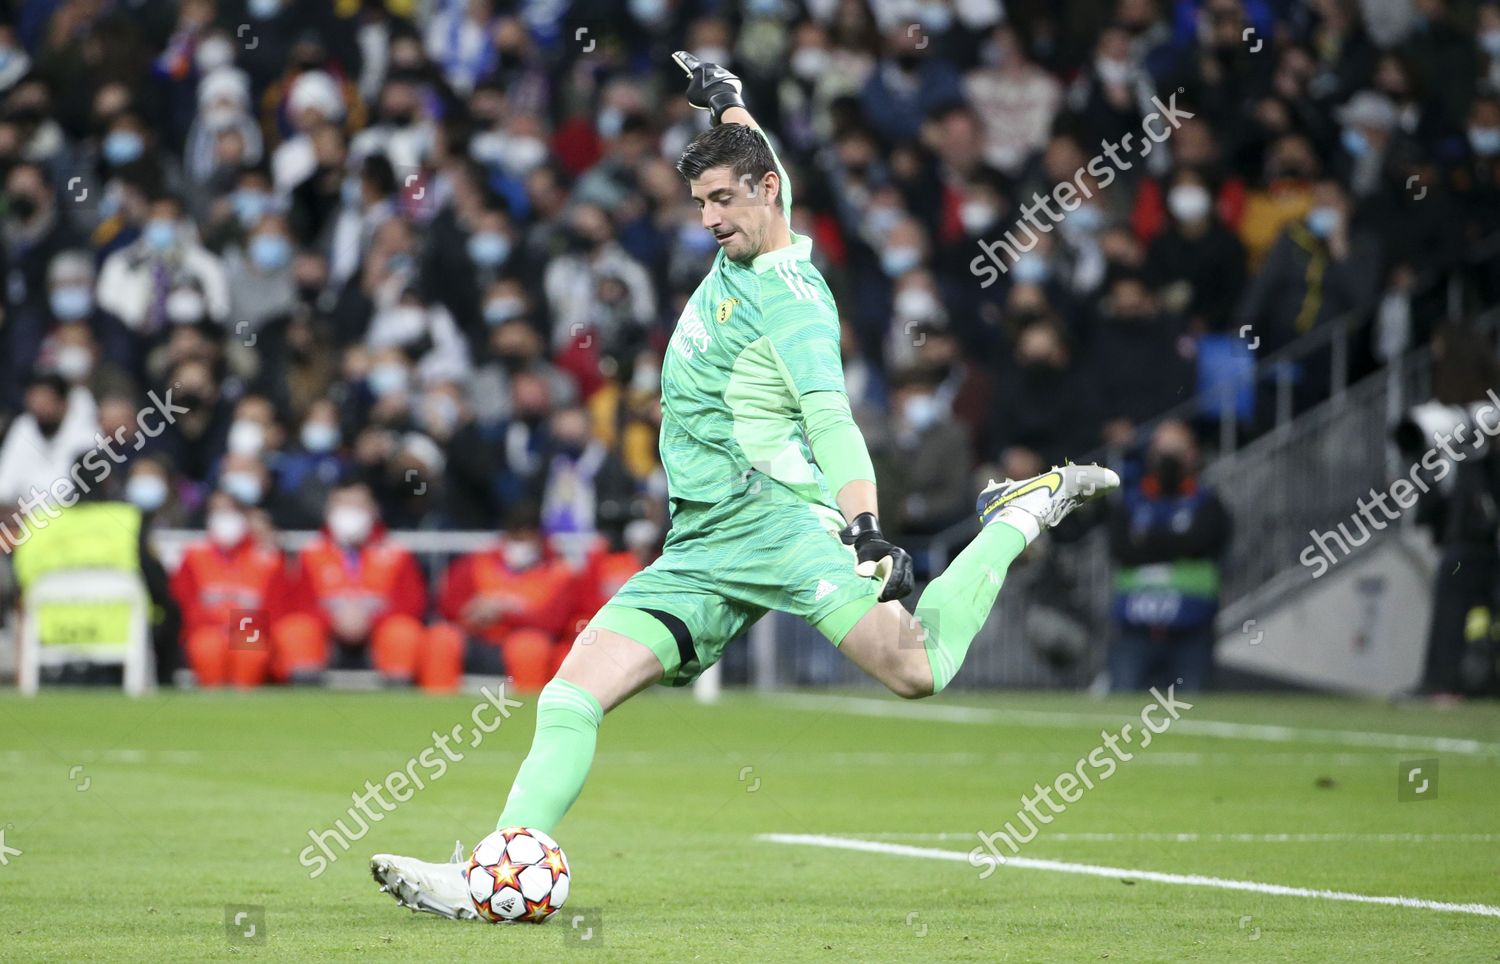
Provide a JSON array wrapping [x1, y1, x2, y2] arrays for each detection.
[[278, 482, 461, 690], [567, 518, 663, 642], [170, 490, 289, 687], [438, 501, 581, 691]]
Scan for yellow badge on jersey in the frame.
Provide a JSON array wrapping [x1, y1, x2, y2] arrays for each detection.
[[716, 298, 739, 323]]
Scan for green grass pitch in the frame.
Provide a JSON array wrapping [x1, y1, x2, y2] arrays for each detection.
[[1, 688, 1497, 961]]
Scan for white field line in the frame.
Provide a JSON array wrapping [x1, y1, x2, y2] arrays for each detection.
[[840, 832, 1500, 844], [758, 833, 1500, 918], [770, 694, 1500, 757]]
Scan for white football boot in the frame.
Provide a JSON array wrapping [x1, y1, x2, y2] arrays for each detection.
[[976, 463, 1120, 542], [370, 841, 479, 920]]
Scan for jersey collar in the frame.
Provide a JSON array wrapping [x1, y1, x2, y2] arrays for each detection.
[[749, 232, 812, 274]]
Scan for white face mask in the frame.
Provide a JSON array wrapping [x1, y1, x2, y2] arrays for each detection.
[[959, 201, 998, 235], [1167, 185, 1212, 223], [54, 344, 94, 381], [791, 47, 830, 81], [327, 505, 374, 545], [895, 288, 941, 322], [502, 540, 541, 570], [196, 37, 235, 74], [166, 289, 207, 325], [227, 419, 267, 456], [207, 509, 249, 547], [903, 394, 942, 430]]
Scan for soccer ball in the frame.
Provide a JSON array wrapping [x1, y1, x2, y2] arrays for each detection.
[[466, 827, 570, 924]]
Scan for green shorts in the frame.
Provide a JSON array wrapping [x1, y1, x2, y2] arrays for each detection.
[[588, 475, 881, 686]]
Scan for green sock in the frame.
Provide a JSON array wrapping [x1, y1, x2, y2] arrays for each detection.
[[496, 678, 603, 834], [916, 522, 1028, 692]]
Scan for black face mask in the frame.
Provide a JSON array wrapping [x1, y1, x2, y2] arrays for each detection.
[[896, 53, 922, 73], [1150, 453, 1186, 493], [34, 416, 62, 438], [10, 195, 37, 222], [494, 351, 529, 373]]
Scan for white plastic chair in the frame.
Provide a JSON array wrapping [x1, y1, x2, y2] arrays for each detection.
[[19, 569, 154, 696]]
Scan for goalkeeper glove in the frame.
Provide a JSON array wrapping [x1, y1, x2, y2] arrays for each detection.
[[839, 512, 915, 603], [672, 50, 745, 125]]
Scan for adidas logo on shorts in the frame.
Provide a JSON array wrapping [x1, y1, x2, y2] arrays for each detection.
[[814, 579, 838, 602]]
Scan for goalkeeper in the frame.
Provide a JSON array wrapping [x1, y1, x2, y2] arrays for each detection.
[[371, 53, 1117, 918]]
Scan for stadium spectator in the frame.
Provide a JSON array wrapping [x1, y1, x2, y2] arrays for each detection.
[[280, 482, 461, 689], [97, 192, 229, 332], [438, 500, 582, 691], [1108, 419, 1232, 691], [170, 489, 290, 687], [0, 373, 98, 509], [872, 367, 973, 540]]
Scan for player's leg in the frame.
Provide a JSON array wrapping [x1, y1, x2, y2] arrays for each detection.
[[834, 464, 1119, 697], [491, 621, 663, 834]]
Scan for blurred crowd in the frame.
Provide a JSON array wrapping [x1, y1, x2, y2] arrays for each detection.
[[3, 0, 1500, 557]]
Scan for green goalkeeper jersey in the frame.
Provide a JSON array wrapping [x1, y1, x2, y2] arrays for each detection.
[[659, 231, 846, 506], [658, 127, 847, 507]]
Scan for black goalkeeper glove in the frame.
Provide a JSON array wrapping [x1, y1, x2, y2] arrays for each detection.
[[839, 512, 915, 603], [673, 50, 746, 125]]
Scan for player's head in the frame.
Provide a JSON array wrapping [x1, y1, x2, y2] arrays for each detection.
[[676, 123, 782, 264]]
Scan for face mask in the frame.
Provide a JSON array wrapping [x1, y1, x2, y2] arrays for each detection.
[[1167, 184, 1212, 222], [678, 222, 718, 254], [1096, 57, 1133, 86], [386, 252, 415, 277], [902, 394, 942, 431], [126, 474, 169, 512], [1067, 204, 1104, 234], [1150, 452, 1186, 492], [502, 540, 541, 570], [166, 288, 206, 324], [500, 136, 548, 175], [227, 419, 267, 456], [249, 233, 292, 271], [628, 0, 668, 22], [1470, 126, 1500, 156], [301, 421, 340, 453], [1306, 205, 1340, 239], [1482, 30, 1500, 57], [863, 206, 902, 241], [881, 246, 921, 277], [143, 219, 178, 253], [484, 296, 525, 326], [341, 177, 362, 208], [234, 190, 271, 227], [103, 131, 145, 166], [894, 288, 940, 321], [54, 345, 93, 381], [368, 363, 409, 397], [596, 106, 625, 139], [791, 47, 830, 81], [196, 37, 235, 74], [467, 231, 512, 267], [207, 509, 249, 547], [959, 201, 997, 235], [327, 504, 374, 545], [50, 285, 93, 320], [1341, 127, 1370, 158], [221, 470, 264, 505], [10, 195, 37, 222], [424, 394, 460, 434], [247, 0, 281, 20], [1011, 254, 1050, 285]]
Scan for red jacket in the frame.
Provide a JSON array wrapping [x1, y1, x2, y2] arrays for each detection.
[[287, 528, 427, 630], [171, 537, 289, 635], [438, 542, 580, 643]]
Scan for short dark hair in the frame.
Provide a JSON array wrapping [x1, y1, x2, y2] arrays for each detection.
[[676, 123, 780, 207]]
